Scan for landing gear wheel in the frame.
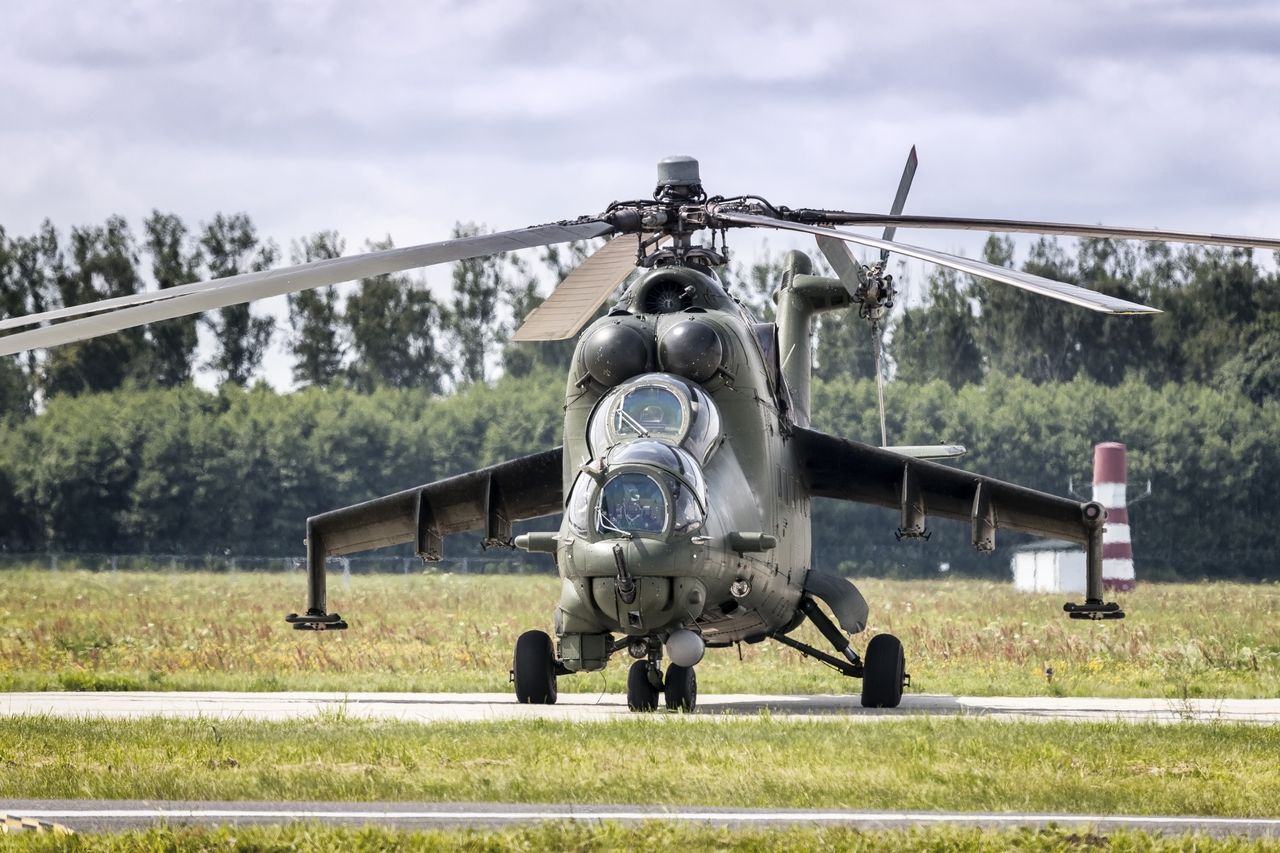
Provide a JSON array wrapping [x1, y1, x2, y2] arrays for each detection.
[[861, 633, 905, 708], [627, 660, 660, 712], [664, 663, 697, 712], [513, 630, 558, 705]]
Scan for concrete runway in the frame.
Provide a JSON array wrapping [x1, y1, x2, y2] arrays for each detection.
[[4, 691, 1280, 723], [4, 800, 1280, 837]]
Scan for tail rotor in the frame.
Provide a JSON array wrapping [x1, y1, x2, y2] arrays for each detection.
[[815, 146, 918, 447]]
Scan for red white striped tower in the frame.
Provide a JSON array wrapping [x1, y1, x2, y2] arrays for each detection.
[[1092, 442, 1136, 591]]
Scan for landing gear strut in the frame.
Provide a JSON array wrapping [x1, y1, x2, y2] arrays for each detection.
[[770, 595, 908, 708]]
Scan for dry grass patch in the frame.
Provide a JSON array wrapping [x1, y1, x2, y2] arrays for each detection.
[[1, 570, 1276, 697]]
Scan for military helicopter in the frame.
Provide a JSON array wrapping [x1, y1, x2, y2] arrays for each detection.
[[4, 153, 1279, 711]]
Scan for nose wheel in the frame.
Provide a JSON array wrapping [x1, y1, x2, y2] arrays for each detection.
[[627, 660, 660, 711], [626, 659, 698, 712], [664, 663, 697, 712]]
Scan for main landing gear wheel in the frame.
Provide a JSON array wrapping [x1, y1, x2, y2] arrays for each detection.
[[513, 630, 558, 705], [664, 663, 697, 712], [627, 660, 660, 712], [861, 633, 905, 708]]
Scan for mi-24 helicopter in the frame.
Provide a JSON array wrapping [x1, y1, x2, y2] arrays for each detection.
[[5, 152, 1279, 711]]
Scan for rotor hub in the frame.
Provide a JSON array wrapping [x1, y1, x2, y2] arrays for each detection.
[[655, 155, 705, 202]]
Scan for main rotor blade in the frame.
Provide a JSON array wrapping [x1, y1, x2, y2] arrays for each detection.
[[814, 235, 863, 298], [881, 145, 918, 261], [0, 219, 614, 355], [721, 211, 1160, 315], [789, 211, 1280, 252], [511, 233, 663, 342]]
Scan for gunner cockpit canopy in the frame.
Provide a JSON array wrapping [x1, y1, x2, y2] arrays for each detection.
[[568, 440, 707, 540]]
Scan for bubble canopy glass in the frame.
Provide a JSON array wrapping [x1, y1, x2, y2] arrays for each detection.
[[587, 372, 721, 462], [568, 440, 708, 540]]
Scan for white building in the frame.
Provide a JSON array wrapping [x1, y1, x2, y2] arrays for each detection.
[[1011, 540, 1086, 594]]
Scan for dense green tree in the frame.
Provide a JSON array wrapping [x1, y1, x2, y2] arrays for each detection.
[[142, 211, 203, 387], [0, 226, 36, 322], [889, 266, 984, 388], [814, 312, 881, 383], [200, 213, 278, 385], [1067, 237, 1158, 385], [1218, 312, 1280, 405], [286, 231, 345, 388], [947, 235, 1167, 384], [1143, 245, 1278, 388], [42, 216, 151, 397], [969, 236, 1086, 383], [6, 223, 62, 390], [442, 222, 506, 386], [345, 238, 444, 393], [11, 390, 146, 551], [0, 227, 39, 416], [1, 373, 1277, 579], [0, 356, 30, 418], [5, 221, 64, 324]]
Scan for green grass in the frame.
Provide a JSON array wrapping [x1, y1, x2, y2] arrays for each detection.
[[2, 570, 1278, 697], [3, 824, 1278, 853], [3, 715, 1279, 816]]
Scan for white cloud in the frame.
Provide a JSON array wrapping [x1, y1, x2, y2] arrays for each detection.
[[3, 0, 1278, 388]]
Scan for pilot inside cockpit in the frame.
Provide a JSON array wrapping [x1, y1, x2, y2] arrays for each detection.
[[599, 474, 667, 534]]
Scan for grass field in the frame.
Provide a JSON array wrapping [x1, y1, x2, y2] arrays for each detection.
[[3, 715, 1280, 815], [3, 824, 1278, 853], [1, 570, 1277, 697]]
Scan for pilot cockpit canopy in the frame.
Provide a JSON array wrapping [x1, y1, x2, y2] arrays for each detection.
[[587, 372, 721, 462]]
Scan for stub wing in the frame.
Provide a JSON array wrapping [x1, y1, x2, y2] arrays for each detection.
[[792, 426, 1121, 618], [793, 426, 1092, 544], [307, 447, 562, 565], [290, 447, 564, 629], [788, 425, 1121, 617]]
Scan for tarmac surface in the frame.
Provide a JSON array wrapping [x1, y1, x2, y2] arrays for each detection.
[[4, 690, 1280, 723], [3, 800, 1280, 837], [6, 692, 1279, 838]]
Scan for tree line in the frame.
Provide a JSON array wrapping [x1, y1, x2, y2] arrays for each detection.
[[3, 214, 1276, 410], [0, 371, 1275, 580], [1, 213, 1277, 579], [888, 236, 1280, 403], [0, 214, 597, 416]]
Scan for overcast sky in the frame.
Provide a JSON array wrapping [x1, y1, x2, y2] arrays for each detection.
[[3, 0, 1278, 387]]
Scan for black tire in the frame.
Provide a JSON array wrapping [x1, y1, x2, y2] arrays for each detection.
[[513, 630, 557, 705], [861, 633, 905, 708], [664, 663, 697, 712], [627, 660, 660, 712]]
